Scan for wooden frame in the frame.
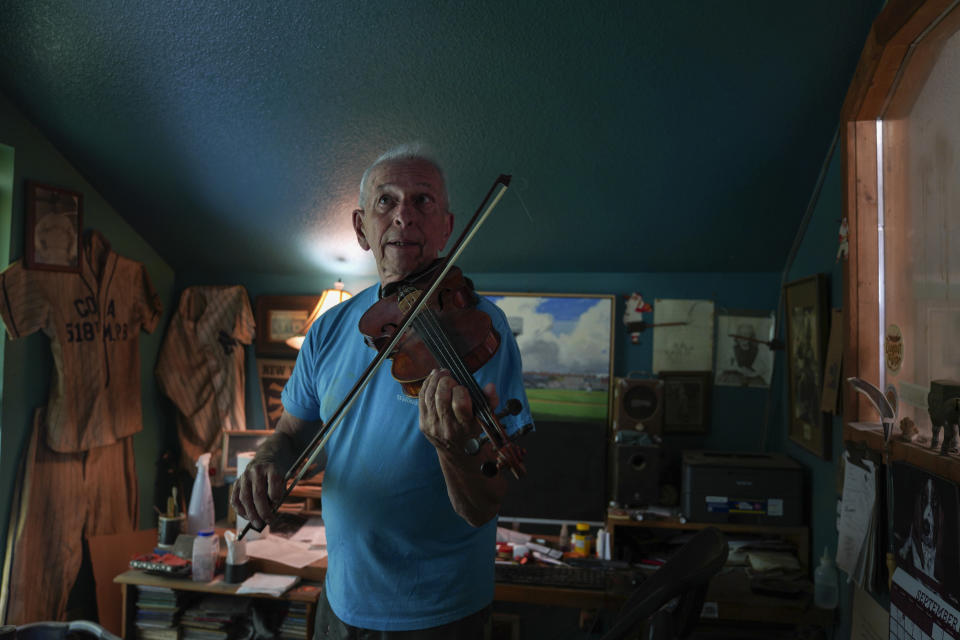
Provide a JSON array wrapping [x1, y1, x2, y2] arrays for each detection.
[[659, 370, 712, 434], [257, 358, 297, 429], [25, 181, 82, 272], [784, 274, 830, 458], [221, 429, 274, 478], [840, 0, 960, 427], [254, 295, 321, 357]]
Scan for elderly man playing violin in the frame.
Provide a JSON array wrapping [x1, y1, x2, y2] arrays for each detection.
[[232, 144, 532, 639]]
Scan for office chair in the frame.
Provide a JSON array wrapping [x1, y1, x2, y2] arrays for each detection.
[[601, 527, 729, 640], [13, 620, 121, 640]]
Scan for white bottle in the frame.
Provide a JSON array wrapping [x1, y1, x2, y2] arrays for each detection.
[[814, 547, 838, 609], [191, 529, 219, 582]]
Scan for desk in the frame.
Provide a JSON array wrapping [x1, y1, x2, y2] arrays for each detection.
[[114, 570, 323, 640], [494, 583, 621, 610]]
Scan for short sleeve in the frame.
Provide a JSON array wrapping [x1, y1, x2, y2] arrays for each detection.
[[137, 264, 163, 333], [281, 322, 322, 421], [0, 261, 49, 339]]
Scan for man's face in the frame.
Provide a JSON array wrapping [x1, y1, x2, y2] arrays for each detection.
[[353, 159, 454, 285]]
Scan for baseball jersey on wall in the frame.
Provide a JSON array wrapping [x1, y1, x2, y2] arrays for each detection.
[[0, 229, 163, 452], [155, 285, 255, 482]]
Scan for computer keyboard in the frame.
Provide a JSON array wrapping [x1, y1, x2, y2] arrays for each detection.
[[494, 561, 642, 592]]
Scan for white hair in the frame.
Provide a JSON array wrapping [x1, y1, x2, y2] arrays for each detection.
[[358, 143, 447, 209]]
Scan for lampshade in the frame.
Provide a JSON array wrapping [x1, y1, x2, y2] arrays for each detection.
[[285, 279, 352, 350]]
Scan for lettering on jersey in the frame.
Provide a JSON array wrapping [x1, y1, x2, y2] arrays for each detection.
[[64, 320, 129, 343], [67, 297, 129, 343], [73, 296, 98, 317]]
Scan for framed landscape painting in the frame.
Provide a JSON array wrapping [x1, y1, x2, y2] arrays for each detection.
[[481, 292, 615, 425]]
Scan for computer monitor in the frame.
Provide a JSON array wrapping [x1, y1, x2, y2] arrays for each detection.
[[482, 292, 615, 529], [498, 418, 609, 527]]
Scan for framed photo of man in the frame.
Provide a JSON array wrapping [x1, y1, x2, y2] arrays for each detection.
[[784, 274, 830, 459], [25, 182, 82, 272], [715, 310, 775, 388]]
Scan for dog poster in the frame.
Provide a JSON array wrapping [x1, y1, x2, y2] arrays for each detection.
[[890, 462, 960, 640], [892, 463, 960, 596]]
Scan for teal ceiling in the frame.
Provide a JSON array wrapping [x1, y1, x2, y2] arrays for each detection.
[[0, 1, 881, 278]]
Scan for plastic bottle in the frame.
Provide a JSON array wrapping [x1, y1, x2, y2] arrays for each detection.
[[814, 547, 838, 609], [571, 523, 593, 556], [187, 453, 215, 535], [192, 530, 220, 582]]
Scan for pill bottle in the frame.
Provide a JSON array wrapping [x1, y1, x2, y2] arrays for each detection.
[[571, 522, 593, 556], [192, 530, 219, 582]]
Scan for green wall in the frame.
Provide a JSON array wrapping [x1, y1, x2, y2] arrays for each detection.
[[0, 94, 176, 562]]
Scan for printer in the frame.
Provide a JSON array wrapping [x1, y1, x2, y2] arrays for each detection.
[[681, 450, 804, 525]]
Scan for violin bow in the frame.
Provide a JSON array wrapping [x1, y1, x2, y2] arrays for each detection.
[[239, 174, 512, 539]]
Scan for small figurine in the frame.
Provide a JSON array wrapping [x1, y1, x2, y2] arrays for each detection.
[[623, 292, 653, 344], [836, 217, 849, 263], [897, 416, 918, 443]]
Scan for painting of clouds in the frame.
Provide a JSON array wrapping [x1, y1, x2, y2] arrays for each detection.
[[482, 293, 615, 423]]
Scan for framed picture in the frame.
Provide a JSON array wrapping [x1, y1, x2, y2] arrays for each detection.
[[254, 295, 321, 357], [784, 274, 830, 458], [659, 370, 712, 434], [258, 358, 297, 429], [220, 429, 274, 478], [25, 181, 82, 272], [480, 292, 615, 425], [714, 310, 775, 388]]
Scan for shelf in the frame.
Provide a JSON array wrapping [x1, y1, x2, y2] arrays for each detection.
[[606, 508, 811, 572], [844, 422, 960, 483], [607, 512, 806, 536]]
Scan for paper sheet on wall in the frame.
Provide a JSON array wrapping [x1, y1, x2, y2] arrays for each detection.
[[836, 451, 877, 585], [652, 299, 715, 373]]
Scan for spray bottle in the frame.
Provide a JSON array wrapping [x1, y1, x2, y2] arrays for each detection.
[[187, 453, 215, 535]]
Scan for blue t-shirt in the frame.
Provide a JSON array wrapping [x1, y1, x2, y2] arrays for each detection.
[[282, 284, 532, 631]]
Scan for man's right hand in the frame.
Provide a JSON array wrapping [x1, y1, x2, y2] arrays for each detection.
[[229, 409, 321, 531], [230, 457, 286, 531]]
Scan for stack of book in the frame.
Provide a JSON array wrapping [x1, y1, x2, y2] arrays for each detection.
[[277, 601, 309, 640], [180, 595, 250, 640], [134, 585, 182, 640]]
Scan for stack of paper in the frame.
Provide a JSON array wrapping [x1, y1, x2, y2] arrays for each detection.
[[836, 450, 878, 587], [236, 572, 301, 597]]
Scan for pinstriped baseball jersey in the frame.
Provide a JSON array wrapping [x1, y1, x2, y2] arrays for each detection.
[[0, 230, 163, 452], [155, 285, 255, 482]]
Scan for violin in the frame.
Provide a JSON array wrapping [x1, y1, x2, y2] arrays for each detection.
[[239, 173, 528, 539], [359, 263, 529, 478], [360, 264, 498, 397]]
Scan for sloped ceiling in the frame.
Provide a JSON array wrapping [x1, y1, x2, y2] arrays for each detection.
[[0, 1, 881, 278]]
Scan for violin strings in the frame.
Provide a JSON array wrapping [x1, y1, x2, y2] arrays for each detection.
[[399, 287, 503, 442], [413, 309, 491, 421], [412, 308, 503, 443]]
